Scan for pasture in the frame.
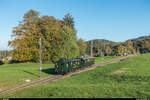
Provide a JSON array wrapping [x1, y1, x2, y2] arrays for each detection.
[[1, 54, 150, 98], [0, 56, 120, 92]]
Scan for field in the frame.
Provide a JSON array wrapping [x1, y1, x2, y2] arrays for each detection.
[[0, 54, 150, 98], [0, 56, 120, 92], [0, 53, 150, 98], [0, 63, 54, 90]]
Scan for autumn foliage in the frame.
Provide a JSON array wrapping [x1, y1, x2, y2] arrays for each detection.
[[9, 9, 86, 63]]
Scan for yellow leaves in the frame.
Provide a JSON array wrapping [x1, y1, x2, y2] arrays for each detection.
[[9, 10, 80, 63]]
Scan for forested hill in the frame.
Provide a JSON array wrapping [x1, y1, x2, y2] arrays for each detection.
[[86, 39, 113, 44], [86, 39, 122, 46], [86, 35, 150, 46], [86, 35, 150, 47], [128, 35, 150, 42], [86, 35, 150, 56], [85, 39, 121, 56], [86, 39, 121, 46]]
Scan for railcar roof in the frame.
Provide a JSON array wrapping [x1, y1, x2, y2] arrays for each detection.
[[76, 57, 89, 60], [66, 58, 81, 62]]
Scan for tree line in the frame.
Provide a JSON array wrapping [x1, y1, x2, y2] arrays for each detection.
[[86, 36, 150, 56], [0, 50, 9, 60]]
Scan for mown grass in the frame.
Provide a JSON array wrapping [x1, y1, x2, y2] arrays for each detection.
[[1, 54, 150, 98], [0, 56, 120, 91], [0, 63, 54, 90], [94, 56, 121, 64], [1, 53, 150, 98]]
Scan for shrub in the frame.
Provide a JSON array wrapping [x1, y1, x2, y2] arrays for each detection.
[[0, 60, 4, 65], [3, 59, 9, 64]]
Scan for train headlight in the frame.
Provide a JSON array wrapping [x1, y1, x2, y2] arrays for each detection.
[[56, 65, 59, 68]]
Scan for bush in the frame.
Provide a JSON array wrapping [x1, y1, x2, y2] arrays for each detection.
[[0, 60, 4, 65], [3, 59, 9, 64]]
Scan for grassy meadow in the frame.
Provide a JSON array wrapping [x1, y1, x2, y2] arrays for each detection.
[[0, 56, 120, 91], [0, 63, 54, 90], [1, 53, 150, 98]]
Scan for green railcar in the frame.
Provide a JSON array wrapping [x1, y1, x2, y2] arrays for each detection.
[[71, 58, 81, 71], [77, 57, 95, 67], [55, 57, 95, 75], [55, 58, 67, 74]]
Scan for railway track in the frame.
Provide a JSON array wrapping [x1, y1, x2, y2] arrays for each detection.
[[0, 55, 134, 96]]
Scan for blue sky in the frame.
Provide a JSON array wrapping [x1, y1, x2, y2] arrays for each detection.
[[0, 0, 150, 50]]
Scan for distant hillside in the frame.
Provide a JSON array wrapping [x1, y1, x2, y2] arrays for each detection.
[[86, 35, 150, 47], [85, 39, 121, 56], [128, 35, 150, 42], [85, 35, 150, 56], [86, 39, 121, 48], [86, 39, 113, 43]]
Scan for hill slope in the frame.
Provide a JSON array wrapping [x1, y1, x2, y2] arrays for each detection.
[[128, 35, 150, 42], [86, 35, 150, 56], [1, 53, 150, 98]]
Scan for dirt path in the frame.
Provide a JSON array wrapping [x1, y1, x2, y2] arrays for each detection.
[[111, 68, 129, 75], [0, 55, 134, 96]]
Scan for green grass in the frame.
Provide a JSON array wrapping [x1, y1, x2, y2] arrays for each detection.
[[1, 54, 150, 98], [0, 56, 120, 91], [94, 56, 121, 64], [0, 63, 54, 90]]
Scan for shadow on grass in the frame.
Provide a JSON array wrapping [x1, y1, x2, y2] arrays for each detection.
[[42, 68, 57, 75], [19, 69, 40, 77], [110, 75, 150, 82]]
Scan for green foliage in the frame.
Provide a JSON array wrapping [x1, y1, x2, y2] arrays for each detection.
[[9, 9, 40, 62], [9, 10, 81, 63], [0, 50, 9, 60], [51, 25, 79, 62], [2, 59, 9, 64], [77, 38, 87, 57], [133, 37, 150, 54], [136, 48, 141, 55], [86, 36, 150, 56], [0, 60, 4, 65], [116, 45, 127, 55], [124, 40, 134, 54], [105, 45, 112, 56], [86, 39, 121, 56], [63, 13, 75, 30]]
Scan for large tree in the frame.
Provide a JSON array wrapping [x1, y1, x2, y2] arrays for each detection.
[[58, 26, 79, 59], [9, 10, 80, 63], [9, 9, 40, 62], [105, 45, 112, 56], [125, 40, 134, 54], [0, 50, 9, 60], [116, 45, 127, 55], [77, 38, 87, 56], [63, 13, 75, 30]]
